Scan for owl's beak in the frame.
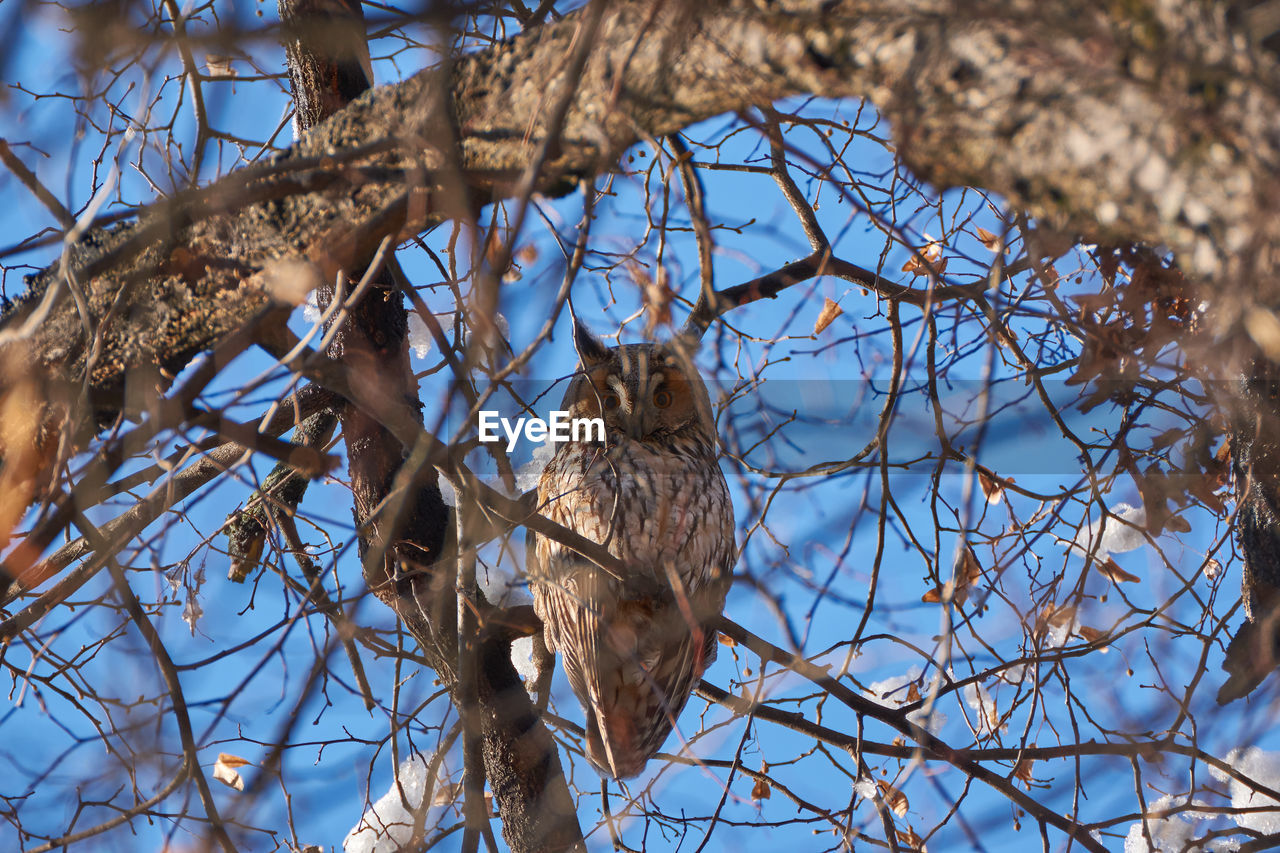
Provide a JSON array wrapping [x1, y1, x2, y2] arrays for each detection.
[[622, 411, 644, 441], [622, 406, 656, 441]]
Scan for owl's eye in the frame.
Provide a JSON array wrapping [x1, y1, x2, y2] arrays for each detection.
[[653, 389, 672, 408], [602, 392, 621, 411]]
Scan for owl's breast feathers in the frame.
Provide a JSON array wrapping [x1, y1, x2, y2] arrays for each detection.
[[531, 436, 734, 778]]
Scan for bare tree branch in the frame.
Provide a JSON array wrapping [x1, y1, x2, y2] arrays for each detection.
[[10, 0, 1279, 410]]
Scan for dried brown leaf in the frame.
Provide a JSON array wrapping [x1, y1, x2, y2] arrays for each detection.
[[1189, 475, 1226, 516], [0, 376, 53, 552], [1048, 605, 1077, 628], [975, 226, 1002, 251], [1097, 558, 1141, 584], [432, 782, 464, 807], [1076, 625, 1106, 643], [978, 469, 1005, 504], [751, 778, 771, 801], [1216, 438, 1232, 466], [1150, 428, 1185, 452], [957, 547, 983, 604], [902, 242, 945, 276], [1035, 604, 1077, 638], [896, 826, 927, 850], [212, 754, 249, 791], [923, 549, 983, 606], [204, 54, 237, 77], [878, 780, 909, 817], [631, 262, 674, 331], [1038, 264, 1061, 291], [813, 298, 844, 335]]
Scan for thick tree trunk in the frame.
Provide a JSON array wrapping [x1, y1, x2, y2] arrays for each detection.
[[8, 1, 1280, 414], [1220, 363, 1280, 702], [275, 3, 584, 849]]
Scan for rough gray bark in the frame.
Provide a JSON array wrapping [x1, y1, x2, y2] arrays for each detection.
[[9, 0, 1280, 410], [1220, 366, 1280, 702], [279, 0, 374, 132], [272, 3, 585, 850]]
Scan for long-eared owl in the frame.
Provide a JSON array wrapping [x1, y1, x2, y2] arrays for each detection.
[[530, 321, 735, 779]]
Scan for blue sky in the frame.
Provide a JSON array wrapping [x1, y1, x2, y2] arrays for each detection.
[[2, 3, 1275, 852]]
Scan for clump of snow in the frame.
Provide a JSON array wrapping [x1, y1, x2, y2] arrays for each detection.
[[515, 440, 555, 494], [510, 635, 541, 688], [1123, 795, 1200, 853], [1127, 747, 1280, 850], [853, 776, 878, 800], [345, 754, 432, 853], [1067, 503, 1147, 561], [183, 593, 204, 636], [438, 476, 457, 507], [997, 664, 1026, 685], [407, 311, 434, 359], [478, 562, 532, 608], [962, 682, 1003, 735], [1122, 793, 1241, 853], [302, 291, 322, 325], [867, 666, 947, 734], [1210, 747, 1280, 835], [478, 567, 541, 690], [867, 668, 920, 704], [1042, 607, 1079, 650], [905, 706, 947, 734]]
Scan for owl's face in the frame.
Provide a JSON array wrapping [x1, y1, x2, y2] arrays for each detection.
[[561, 321, 715, 444]]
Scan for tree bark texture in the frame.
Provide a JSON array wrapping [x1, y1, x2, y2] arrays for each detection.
[[1220, 364, 1280, 702], [275, 2, 583, 850], [8, 0, 1280, 411]]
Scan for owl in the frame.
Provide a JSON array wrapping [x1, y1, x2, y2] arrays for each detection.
[[529, 320, 735, 779]]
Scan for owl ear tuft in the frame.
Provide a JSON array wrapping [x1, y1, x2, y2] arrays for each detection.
[[572, 319, 612, 367], [662, 329, 702, 373]]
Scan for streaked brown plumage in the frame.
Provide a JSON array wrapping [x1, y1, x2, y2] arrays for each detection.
[[530, 321, 734, 778]]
